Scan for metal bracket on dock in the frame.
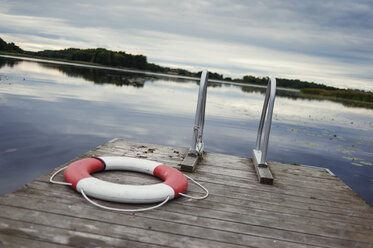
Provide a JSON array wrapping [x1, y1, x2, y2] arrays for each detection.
[[180, 70, 209, 172], [252, 77, 276, 184]]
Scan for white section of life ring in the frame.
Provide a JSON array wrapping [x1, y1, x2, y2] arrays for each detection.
[[100, 156, 161, 174], [76, 177, 175, 203]]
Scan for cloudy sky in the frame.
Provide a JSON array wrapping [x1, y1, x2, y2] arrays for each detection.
[[0, 0, 372, 90]]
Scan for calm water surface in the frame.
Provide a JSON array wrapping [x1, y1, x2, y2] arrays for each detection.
[[0, 57, 372, 206]]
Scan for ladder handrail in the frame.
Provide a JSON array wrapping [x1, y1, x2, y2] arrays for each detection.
[[254, 77, 276, 165], [189, 70, 209, 157], [182, 70, 276, 178]]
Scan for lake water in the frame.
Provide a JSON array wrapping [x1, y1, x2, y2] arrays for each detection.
[[0, 56, 372, 206]]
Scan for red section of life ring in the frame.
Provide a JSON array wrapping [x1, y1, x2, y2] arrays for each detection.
[[64, 158, 103, 190], [153, 164, 188, 197]]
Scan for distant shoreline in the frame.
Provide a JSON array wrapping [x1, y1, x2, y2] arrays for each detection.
[[1, 53, 372, 108]]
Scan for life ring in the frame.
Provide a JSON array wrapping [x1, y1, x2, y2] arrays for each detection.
[[64, 156, 188, 204]]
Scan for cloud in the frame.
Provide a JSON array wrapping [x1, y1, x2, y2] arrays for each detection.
[[0, 0, 372, 90]]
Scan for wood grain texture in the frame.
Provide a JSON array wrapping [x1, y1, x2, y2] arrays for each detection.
[[1, 139, 372, 248]]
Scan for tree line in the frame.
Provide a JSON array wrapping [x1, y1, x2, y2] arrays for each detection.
[[29, 48, 149, 70], [300, 88, 373, 103], [0, 37, 23, 53]]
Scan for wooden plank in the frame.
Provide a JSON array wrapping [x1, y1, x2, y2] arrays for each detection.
[[196, 166, 354, 195], [8, 182, 373, 237], [2, 191, 372, 248], [26, 179, 373, 234], [0, 233, 71, 248], [20, 179, 373, 226], [0, 195, 310, 248], [0, 217, 164, 248], [0, 205, 235, 248]]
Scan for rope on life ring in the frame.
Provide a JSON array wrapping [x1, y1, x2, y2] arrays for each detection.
[[50, 156, 208, 212]]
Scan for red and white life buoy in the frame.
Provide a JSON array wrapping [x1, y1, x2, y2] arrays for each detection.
[[64, 156, 188, 204]]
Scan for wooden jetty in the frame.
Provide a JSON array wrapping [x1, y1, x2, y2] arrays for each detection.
[[0, 138, 372, 248]]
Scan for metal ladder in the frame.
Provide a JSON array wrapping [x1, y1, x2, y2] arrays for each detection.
[[179, 70, 208, 172], [252, 77, 276, 184], [180, 71, 276, 185]]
